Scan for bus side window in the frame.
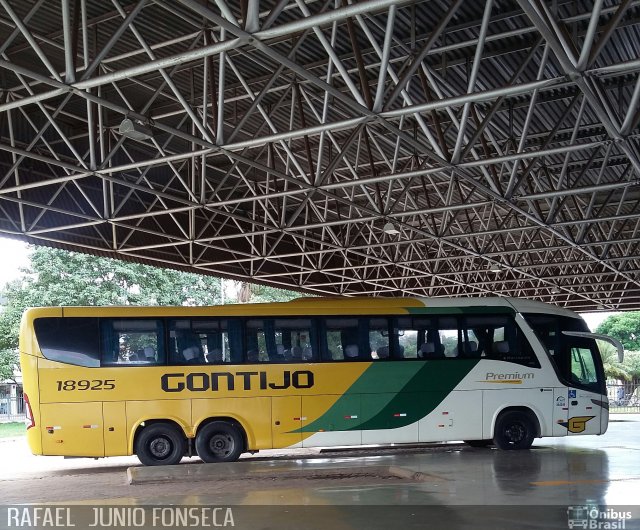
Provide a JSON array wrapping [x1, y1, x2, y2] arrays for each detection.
[[463, 316, 512, 359], [368, 318, 390, 360], [322, 318, 359, 361], [227, 319, 244, 364], [273, 318, 316, 363], [102, 319, 164, 365], [169, 320, 194, 364], [436, 317, 460, 358], [393, 318, 413, 359], [34, 318, 101, 367], [246, 320, 267, 362]]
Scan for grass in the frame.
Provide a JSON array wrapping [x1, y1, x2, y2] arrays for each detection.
[[0, 422, 26, 438]]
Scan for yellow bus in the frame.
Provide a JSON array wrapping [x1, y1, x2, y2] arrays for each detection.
[[19, 297, 622, 466]]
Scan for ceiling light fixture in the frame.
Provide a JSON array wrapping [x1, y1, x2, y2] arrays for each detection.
[[118, 118, 153, 141], [383, 222, 400, 235], [551, 286, 561, 294]]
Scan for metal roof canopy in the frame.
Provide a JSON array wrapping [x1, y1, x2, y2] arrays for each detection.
[[0, 0, 639, 312]]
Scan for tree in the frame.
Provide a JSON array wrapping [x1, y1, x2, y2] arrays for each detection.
[[0, 247, 302, 377], [597, 341, 631, 381], [596, 313, 640, 351], [0, 247, 222, 357], [236, 282, 301, 304], [0, 348, 17, 382], [624, 352, 640, 385]]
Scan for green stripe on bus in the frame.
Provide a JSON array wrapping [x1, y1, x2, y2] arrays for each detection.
[[295, 359, 479, 433], [356, 359, 479, 431]]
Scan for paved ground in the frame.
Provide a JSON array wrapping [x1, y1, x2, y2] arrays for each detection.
[[1, 416, 639, 529]]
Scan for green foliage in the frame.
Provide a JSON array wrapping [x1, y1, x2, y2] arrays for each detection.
[[236, 282, 300, 304], [596, 313, 640, 350], [0, 247, 301, 379], [624, 351, 640, 382], [0, 247, 222, 356], [0, 422, 25, 438], [0, 348, 18, 382], [598, 341, 631, 381]]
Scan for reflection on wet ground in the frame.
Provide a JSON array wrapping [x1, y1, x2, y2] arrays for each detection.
[[2, 417, 639, 529]]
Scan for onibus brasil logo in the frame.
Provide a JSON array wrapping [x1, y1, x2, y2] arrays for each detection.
[[567, 504, 632, 529]]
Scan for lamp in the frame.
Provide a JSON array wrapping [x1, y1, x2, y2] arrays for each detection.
[[119, 118, 153, 141], [383, 222, 400, 235], [551, 286, 561, 294], [490, 265, 502, 273]]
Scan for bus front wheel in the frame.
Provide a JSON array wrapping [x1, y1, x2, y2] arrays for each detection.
[[135, 423, 186, 466], [195, 421, 244, 463], [493, 411, 536, 450]]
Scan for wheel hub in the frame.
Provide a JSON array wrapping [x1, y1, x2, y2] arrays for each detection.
[[150, 437, 171, 458], [505, 423, 525, 443], [210, 434, 233, 455]]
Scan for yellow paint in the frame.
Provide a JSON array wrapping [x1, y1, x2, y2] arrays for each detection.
[[126, 400, 193, 449], [18, 299, 419, 459], [103, 401, 127, 456], [566, 415, 595, 433], [39, 401, 103, 457], [50, 298, 417, 322], [192, 397, 271, 449], [26, 358, 372, 457], [272, 396, 302, 448]]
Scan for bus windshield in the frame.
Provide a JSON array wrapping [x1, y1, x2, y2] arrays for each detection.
[[523, 314, 605, 394]]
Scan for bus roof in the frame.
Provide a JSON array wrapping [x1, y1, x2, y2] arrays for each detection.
[[22, 296, 582, 320]]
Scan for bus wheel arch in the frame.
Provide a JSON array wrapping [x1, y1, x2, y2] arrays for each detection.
[[195, 418, 246, 463], [134, 420, 187, 466], [492, 407, 540, 450]]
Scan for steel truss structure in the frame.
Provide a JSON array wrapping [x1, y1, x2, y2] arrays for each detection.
[[0, 0, 639, 311]]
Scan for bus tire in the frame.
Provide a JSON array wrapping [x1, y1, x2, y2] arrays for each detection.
[[464, 439, 492, 448], [135, 423, 186, 466], [493, 410, 536, 450], [195, 421, 244, 463]]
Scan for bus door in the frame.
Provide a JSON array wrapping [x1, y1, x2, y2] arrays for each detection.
[[566, 341, 604, 436], [39, 402, 105, 457], [272, 396, 302, 448], [103, 401, 128, 456], [301, 394, 362, 447]]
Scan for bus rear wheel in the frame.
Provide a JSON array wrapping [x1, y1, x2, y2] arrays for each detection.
[[195, 421, 244, 463], [135, 423, 186, 466], [493, 411, 535, 450]]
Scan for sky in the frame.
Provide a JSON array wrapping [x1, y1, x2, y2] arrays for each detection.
[[0, 236, 616, 331], [0, 237, 31, 287]]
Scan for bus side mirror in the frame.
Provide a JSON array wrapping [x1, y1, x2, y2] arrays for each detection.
[[562, 331, 624, 363]]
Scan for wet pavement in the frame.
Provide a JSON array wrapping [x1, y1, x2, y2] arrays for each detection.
[[1, 415, 639, 529]]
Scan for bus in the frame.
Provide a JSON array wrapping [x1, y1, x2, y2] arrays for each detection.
[[19, 297, 622, 466]]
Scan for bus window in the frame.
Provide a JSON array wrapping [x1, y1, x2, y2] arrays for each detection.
[[273, 318, 316, 362], [101, 319, 165, 365], [34, 318, 100, 367], [393, 318, 415, 358], [246, 319, 270, 362], [463, 316, 510, 359], [526, 314, 602, 390], [369, 318, 390, 360], [169, 319, 235, 364], [436, 317, 460, 358], [571, 346, 598, 388], [322, 317, 361, 361]]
